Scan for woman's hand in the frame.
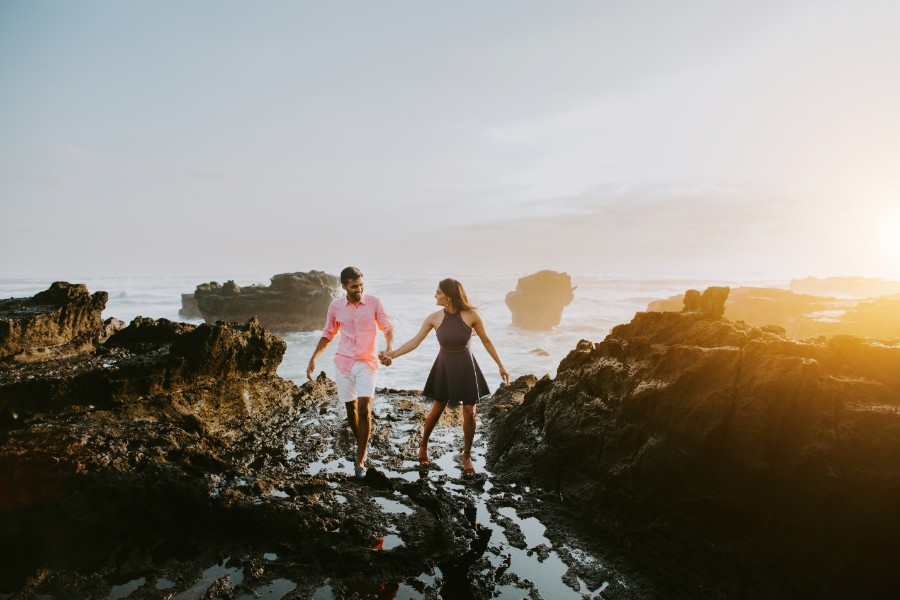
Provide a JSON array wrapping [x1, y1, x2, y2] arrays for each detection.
[[379, 350, 393, 366], [499, 365, 510, 385]]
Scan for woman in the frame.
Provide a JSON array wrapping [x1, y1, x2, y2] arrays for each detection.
[[381, 278, 509, 478]]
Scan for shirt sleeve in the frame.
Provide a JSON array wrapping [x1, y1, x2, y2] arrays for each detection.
[[321, 303, 340, 341], [374, 298, 394, 333]]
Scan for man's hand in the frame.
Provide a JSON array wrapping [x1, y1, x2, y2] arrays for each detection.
[[378, 350, 393, 366], [306, 359, 316, 381]]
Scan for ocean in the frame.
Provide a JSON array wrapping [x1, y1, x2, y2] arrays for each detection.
[[0, 272, 778, 390]]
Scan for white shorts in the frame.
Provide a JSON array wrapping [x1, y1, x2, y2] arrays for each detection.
[[335, 361, 377, 403]]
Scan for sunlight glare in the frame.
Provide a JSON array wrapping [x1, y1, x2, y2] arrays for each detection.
[[878, 209, 900, 259]]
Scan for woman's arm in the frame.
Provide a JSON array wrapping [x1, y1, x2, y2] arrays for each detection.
[[387, 313, 437, 360], [470, 311, 510, 384]]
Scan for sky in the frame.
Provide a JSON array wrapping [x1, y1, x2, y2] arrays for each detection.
[[2, 0, 900, 281]]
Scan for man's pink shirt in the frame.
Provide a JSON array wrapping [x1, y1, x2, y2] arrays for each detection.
[[321, 294, 394, 375]]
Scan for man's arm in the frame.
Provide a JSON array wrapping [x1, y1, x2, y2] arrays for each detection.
[[308, 302, 338, 381], [385, 313, 435, 360], [381, 329, 395, 365], [375, 298, 395, 364], [307, 337, 331, 381]]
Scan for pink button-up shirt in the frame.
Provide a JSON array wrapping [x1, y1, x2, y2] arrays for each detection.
[[321, 294, 394, 374]]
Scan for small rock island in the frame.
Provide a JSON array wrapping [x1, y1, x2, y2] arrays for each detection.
[[505, 270, 576, 330]]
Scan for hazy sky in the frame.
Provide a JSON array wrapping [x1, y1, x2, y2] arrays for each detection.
[[3, 0, 900, 280]]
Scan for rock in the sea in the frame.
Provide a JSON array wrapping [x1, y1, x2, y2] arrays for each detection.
[[487, 286, 900, 598], [0, 282, 108, 363], [178, 292, 202, 318], [193, 270, 340, 332], [505, 270, 575, 330], [680, 285, 729, 318]]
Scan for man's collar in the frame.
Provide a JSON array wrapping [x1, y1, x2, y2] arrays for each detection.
[[344, 295, 367, 306]]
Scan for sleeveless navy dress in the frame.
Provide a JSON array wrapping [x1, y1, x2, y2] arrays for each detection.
[[423, 310, 489, 406]]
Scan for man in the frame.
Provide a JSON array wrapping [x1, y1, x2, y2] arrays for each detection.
[[306, 266, 394, 479]]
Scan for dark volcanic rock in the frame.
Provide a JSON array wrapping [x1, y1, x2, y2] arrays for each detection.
[[505, 270, 575, 330], [193, 270, 339, 332], [0, 284, 484, 599], [0, 316, 286, 430], [487, 287, 900, 599], [0, 282, 108, 363]]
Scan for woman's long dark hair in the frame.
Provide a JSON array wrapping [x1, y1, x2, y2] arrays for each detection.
[[439, 278, 476, 313]]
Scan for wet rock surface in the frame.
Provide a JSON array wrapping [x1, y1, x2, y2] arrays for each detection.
[[487, 287, 900, 599], [505, 270, 576, 330], [1, 284, 640, 600], [193, 271, 340, 332]]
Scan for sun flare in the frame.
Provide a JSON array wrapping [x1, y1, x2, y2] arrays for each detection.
[[879, 210, 900, 259]]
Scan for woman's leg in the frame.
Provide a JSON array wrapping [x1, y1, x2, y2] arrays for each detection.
[[461, 404, 476, 476], [419, 400, 446, 464]]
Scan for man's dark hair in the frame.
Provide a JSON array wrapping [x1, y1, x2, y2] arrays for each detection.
[[340, 266, 363, 285]]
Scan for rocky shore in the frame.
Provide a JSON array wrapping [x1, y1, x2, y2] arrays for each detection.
[[6, 281, 899, 599], [486, 287, 900, 598], [0, 283, 637, 599]]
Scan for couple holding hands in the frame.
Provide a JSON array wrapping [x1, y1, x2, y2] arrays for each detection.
[[306, 267, 509, 480]]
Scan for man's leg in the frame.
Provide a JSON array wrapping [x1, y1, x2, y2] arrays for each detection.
[[344, 400, 359, 438], [461, 404, 477, 476], [419, 400, 446, 464], [355, 396, 373, 468]]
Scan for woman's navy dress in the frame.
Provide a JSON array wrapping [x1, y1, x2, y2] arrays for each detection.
[[423, 310, 489, 405]]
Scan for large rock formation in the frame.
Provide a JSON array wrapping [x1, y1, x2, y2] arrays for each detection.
[[649, 286, 900, 340], [487, 287, 900, 599], [193, 270, 340, 332], [505, 270, 575, 330], [680, 285, 729, 318], [0, 282, 111, 363]]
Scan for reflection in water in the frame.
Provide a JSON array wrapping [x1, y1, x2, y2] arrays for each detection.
[[437, 503, 493, 600], [242, 578, 296, 598], [314, 579, 400, 600], [382, 534, 405, 549], [372, 496, 414, 515], [346, 581, 400, 599], [107, 576, 146, 600]]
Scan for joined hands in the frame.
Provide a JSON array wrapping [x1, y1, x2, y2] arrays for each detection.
[[379, 350, 393, 366]]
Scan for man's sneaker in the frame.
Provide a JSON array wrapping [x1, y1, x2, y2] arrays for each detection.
[[354, 465, 366, 480]]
